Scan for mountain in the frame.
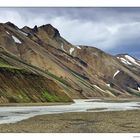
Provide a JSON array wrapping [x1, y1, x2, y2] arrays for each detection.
[[0, 21, 139, 103]]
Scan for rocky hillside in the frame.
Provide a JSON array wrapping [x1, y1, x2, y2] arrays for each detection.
[[0, 50, 72, 103], [0, 21, 140, 103]]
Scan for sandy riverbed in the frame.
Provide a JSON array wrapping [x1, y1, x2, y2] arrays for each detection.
[[0, 110, 140, 133]]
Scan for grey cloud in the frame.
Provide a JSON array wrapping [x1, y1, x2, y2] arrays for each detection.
[[0, 8, 140, 58]]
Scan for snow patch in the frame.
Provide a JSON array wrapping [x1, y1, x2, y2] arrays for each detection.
[[18, 30, 28, 36], [12, 35, 22, 44], [138, 87, 140, 91], [125, 55, 140, 66], [120, 57, 132, 65], [93, 85, 105, 92], [106, 84, 110, 87], [69, 48, 74, 55], [113, 70, 120, 79], [117, 57, 132, 65], [61, 43, 66, 52], [75, 45, 81, 49], [6, 31, 10, 35]]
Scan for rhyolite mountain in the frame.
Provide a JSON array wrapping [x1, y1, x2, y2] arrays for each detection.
[[0, 21, 140, 103]]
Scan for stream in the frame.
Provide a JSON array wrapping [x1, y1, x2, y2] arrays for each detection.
[[0, 99, 140, 124]]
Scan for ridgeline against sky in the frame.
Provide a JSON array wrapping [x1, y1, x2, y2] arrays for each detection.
[[0, 7, 140, 58]]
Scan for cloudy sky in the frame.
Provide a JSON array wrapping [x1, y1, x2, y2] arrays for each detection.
[[0, 7, 140, 58]]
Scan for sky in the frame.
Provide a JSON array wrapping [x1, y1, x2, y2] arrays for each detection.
[[0, 7, 140, 58]]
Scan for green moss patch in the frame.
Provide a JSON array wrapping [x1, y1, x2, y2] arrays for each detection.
[[7, 90, 31, 103], [0, 58, 24, 71], [42, 90, 70, 102]]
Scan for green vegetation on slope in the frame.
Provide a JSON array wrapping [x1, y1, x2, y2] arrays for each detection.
[[0, 57, 23, 70], [0, 53, 73, 103], [42, 90, 70, 102], [1, 51, 72, 88]]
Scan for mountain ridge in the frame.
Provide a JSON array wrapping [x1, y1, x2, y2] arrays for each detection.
[[0, 21, 139, 103]]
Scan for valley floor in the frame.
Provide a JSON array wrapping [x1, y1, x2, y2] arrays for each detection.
[[0, 110, 140, 133]]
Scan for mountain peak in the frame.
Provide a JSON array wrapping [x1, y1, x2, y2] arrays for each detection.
[[33, 25, 38, 32], [116, 54, 139, 60], [116, 53, 129, 57], [39, 24, 60, 38], [21, 26, 32, 33], [5, 21, 18, 29]]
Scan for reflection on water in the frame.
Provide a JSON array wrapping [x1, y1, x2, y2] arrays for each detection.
[[0, 99, 140, 124]]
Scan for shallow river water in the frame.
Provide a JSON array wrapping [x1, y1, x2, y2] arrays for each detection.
[[0, 99, 140, 124]]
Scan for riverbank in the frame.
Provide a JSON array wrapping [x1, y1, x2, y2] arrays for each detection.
[[0, 97, 140, 107], [0, 102, 73, 107], [0, 110, 140, 133]]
